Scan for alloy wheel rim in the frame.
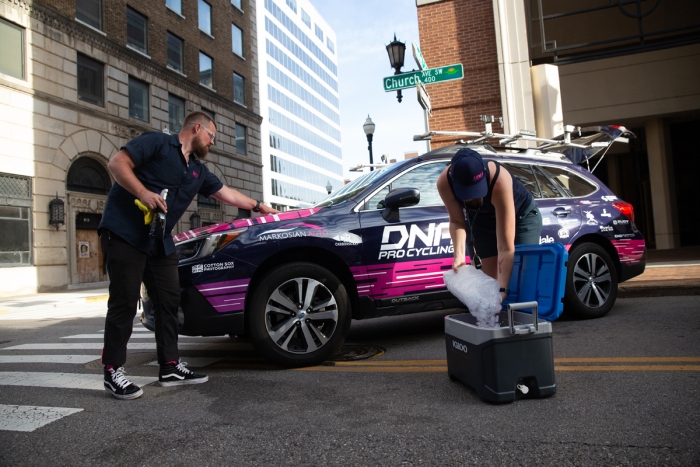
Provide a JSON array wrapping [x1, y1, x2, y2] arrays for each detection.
[[572, 252, 612, 308], [264, 277, 338, 354]]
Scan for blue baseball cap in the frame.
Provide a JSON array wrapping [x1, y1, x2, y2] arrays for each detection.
[[449, 148, 488, 200]]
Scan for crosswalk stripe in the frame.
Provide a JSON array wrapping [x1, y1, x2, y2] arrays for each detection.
[[62, 334, 154, 339], [0, 355, 99, 364], [0, 404, 83, 432], [1, 343, 254, 351], [0, 372, 157, 390], [60, 334, 231, 340]]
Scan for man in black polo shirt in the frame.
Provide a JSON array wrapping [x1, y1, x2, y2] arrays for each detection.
[[99, 111, 277, 400]]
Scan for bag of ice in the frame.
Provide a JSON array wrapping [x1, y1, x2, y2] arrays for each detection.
[[443, 265, 502, 328]]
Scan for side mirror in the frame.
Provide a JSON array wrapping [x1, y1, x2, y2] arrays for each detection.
[[382, 188, 420, 222]]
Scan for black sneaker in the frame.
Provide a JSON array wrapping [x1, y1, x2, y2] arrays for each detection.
[[104, 367, 143, 400], [159, 361, 208, 387]]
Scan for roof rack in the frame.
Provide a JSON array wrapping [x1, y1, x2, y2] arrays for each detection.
[[413, 115, 635, 172]]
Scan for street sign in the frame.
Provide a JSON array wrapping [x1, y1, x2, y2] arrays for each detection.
[[417, 81, 432, 115], [383, 63, 464, 92], [412, 42, 428, 71]]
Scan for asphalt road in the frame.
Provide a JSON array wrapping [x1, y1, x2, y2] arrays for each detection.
[[0, 295, 698, 466]]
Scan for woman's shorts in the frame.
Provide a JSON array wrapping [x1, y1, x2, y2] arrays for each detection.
[[466, 199, 543, 260]]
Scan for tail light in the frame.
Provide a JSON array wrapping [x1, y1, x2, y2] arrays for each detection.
[[612, 201, 635, 223]]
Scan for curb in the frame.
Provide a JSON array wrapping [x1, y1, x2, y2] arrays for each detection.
[[618, 281, 700, 298]]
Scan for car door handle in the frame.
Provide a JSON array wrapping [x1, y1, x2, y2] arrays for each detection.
[[552, 207, 572, 217]]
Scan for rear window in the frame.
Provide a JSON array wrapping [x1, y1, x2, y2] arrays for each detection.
[[502, 163, 542, 199], [538, 166, 597, 197]]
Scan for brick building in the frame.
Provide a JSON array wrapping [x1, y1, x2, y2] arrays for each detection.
[[415, 0, 700, 251], [0, 0, 263, 296]]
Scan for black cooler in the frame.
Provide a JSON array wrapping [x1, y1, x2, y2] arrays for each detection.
[[445, 302, 556, 403]]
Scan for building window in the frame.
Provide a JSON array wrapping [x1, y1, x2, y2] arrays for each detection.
[[128, 77, 149, 122], [231, 23, 243, 56], [197, 193, 220, 210], [198, 0, 212, 35], [0, 173, 32, 266], [233, 73, 244, 105], [76, 0, 102, 30], [285, 0, 297, 14], [301, 9, 310, 28], [201, 108, 215, 121], [315, 24, 323, 41], [326, 38, 334, 54], [67, 157, 111, 195], [199, 52, 213, 88], [166, 0, 182, 15], [231, 0, 242, 10], [166, 32, 184, 72], [168, 94, 185, 132], [0, 18, 24, 80], [77, 53, 104, 107], [235, 124, 246, 155], [126, 7, 148, 55]]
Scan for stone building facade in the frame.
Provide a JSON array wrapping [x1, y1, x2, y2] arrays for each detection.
[[416, 0, 700, 251], [0, 0, 264, 296]]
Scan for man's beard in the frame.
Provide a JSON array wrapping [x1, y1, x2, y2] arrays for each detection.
[[192, 138, 210, 159]]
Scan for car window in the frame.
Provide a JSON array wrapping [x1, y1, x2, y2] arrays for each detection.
[[538, 166, 597, 197], [502, 163, 542, 199], [364, 161, 449, 210], [315, 167, 388, 207], [532, 167, 561, 198]]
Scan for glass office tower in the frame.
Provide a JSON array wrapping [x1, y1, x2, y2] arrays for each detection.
[[257, 0, 342, 210]]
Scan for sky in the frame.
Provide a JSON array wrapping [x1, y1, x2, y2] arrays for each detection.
[[311, 0, 430, 182]]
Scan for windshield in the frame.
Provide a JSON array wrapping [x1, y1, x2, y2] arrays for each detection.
[[315, 167, 388, 207]]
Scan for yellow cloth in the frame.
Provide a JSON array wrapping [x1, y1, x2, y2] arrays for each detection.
[[134, 199, 155, 225]]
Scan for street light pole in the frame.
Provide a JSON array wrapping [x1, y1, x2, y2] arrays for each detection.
[[386, 34, 406, 103], [363, 115, 375, 171]]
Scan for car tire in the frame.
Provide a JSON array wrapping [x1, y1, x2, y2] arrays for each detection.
[[564, 243, 618, 319], [248, 262, 351, 368]]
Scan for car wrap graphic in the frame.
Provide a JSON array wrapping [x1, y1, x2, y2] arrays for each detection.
[[611, 239, 645, 264], [195, 278, 250, 313], [174, 208, 324, 242], [350, 257, 457, 299], [257, 223, 329, 241]]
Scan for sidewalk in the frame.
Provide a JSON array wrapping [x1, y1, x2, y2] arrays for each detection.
[[618, 246, 700, 298], [0, 288, 109, 321]]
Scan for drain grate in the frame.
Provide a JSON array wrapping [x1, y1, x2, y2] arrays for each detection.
[[328, 344, 385, 362]]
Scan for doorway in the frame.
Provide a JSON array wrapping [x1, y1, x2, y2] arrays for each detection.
[[75, 212, 107, 283]]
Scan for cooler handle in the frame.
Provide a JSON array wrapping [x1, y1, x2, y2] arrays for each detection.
[[507, 301, 539, 335]]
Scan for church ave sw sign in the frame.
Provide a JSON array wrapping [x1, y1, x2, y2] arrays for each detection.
[[383, 64, 464, 92]]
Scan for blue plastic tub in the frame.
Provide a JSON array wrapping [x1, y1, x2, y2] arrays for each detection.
[[502, 243, 568, 321]]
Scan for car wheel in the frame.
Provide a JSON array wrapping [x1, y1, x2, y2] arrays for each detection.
[[248, 262, 351, 367], [564, 243, 618, 319]]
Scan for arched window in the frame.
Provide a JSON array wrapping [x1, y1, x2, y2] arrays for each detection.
[[67, 157, 112, 195]]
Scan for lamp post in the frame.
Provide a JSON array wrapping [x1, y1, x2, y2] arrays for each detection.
[[326, 180, 332, 194], [386, 33, 406, 103], [363, 115, 375, 171]]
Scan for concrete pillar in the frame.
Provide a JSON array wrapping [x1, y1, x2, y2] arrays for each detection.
[[530, 64, 564, 140], [491, 0, 536, 139], [646, 118, 680, 249]]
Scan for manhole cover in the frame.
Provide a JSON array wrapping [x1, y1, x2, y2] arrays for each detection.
[[329, 344, 385, 362], [84, 352, 157, 371]]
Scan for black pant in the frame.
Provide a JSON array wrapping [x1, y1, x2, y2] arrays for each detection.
[[101, 231, 180, 367]]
